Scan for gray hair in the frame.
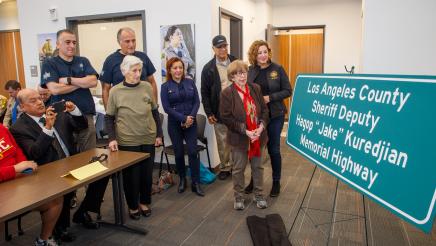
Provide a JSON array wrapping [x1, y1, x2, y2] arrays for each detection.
[[120, 55, 143, 75]]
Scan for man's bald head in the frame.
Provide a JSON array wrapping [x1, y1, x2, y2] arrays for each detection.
[[17, 88, 37, 104], [117, 27, 136, 55], [17, 88, 46, 117], [117, 27, 135, 43]]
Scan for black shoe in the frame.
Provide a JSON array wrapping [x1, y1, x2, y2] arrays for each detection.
[[141, 208, 152, 217], [129, 210, 141, 220], [270, 180, 281, 197], [178, 177, 187, 193], [218, 171, 231, 180], [191, 183, 205, 197], [72, 211, 100, 229], [54, 227, 76, 242], [244, 178, 253, 194]]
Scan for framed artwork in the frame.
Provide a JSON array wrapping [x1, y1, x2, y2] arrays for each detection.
[[160, 24, 195, 82], [37, 33, 57, 67]]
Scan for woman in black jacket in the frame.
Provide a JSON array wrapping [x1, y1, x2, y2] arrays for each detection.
[[246, 40, 292, 197]]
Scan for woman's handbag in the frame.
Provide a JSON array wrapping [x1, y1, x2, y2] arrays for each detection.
[[199, 162, 216, 184], [152, 170, 175, 194], [187, 162, 217, 184]]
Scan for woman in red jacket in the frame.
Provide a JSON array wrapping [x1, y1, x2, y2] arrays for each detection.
[[0, 124, 63, 246]]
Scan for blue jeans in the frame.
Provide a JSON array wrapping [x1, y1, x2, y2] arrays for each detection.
[[167, 120, 200, 183], [267, 115, 285, 181]]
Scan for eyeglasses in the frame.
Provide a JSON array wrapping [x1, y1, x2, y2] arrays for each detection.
[[234, 71, 247, 76]]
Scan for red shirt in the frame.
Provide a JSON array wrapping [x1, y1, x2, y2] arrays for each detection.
[[0, 124, 27, 182]]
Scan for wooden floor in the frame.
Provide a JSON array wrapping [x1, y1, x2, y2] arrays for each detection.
[[2, 139, 435, 246]]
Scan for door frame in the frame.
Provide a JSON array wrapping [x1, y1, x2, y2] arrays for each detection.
[[273, 25, 326, 73], [219, 7, 243, 59], [65, 10, 147, 53]]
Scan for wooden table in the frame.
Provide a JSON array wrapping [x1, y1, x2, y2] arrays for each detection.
[[0, 148, 149, 235]]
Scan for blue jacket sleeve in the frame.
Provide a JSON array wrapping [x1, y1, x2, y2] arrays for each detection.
[[160, 83, 187, 122], [190, 80, 200, 117]]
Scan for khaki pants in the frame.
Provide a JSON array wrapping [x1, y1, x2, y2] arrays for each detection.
[[214, 123, 232, 172], [231, 146, 265, 199], [74, 114, 96, 152]]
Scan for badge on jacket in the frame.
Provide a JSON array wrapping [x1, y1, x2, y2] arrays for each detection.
[[270, 71, 278, 80]]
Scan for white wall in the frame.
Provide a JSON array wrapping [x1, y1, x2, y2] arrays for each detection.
[[16, 0, 217, 165], [0, 0, 19, 30], [361, 0, 436, 75], [272, 0, 362, 73], [212, 0, 272, 60]]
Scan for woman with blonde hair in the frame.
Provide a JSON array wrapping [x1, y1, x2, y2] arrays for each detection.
[[245, 40, 292, 197]]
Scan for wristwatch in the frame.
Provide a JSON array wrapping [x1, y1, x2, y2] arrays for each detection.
[[67, 77, 72, 85]]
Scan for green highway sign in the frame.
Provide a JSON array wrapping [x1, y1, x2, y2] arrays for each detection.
[[286, 74, 436, 233]]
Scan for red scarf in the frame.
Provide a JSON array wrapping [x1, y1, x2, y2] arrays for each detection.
[[234, 83, 260, 159]]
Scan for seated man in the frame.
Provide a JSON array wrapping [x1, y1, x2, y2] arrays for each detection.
[[3, 80, 22, 127], [10, 88, 88, 243], [0, 123, 62, 246]]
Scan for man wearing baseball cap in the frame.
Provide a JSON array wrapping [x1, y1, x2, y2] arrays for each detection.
[[200, 35, 237, 180]]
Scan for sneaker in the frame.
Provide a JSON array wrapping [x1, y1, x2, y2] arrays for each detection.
[[218, 171, 231, 180], [254, 196, 268, 209], [34, 237, 58, 246], [234, 198, 245, 210]]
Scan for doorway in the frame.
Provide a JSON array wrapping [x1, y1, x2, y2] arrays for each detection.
[[66, 11, 146, 95], [266, 25, 325, 118], [219, 8, 243, 59], [0, 30, 25, 96]]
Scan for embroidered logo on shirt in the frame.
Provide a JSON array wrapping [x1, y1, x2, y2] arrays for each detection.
[[43, 72, 51, 80], [80, 63, 84, 71], [0, 138, 12, 160], [270, 71, 278, 80], [100, 70, 105, 76]]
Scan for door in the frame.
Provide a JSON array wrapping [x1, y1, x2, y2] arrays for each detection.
[[275, 28, 324, 119], [0, 30, 25, 97]]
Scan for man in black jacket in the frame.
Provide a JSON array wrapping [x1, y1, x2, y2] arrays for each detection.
[[10, 88, 89, 242], [201, 35, 237, 180]]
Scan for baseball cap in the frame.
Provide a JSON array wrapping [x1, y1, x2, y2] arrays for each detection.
[[212, 35, 228, 47]]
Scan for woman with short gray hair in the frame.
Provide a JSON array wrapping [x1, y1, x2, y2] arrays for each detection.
[[105, 55, 163, 220]]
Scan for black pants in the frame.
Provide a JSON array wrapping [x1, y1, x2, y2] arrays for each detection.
[[119, 144, 155, 210], [267, 115, 285, 181], [75, 177, 109, 215], [167, 120, 200, 183]]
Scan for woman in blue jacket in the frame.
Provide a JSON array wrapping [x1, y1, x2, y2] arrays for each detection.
[[161, 57, 204, 196]]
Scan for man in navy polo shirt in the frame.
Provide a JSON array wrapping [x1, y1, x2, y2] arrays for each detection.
[[41, 29, 98, 151], [100, 27, 157, 108], [40, 29, 107, 235]]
